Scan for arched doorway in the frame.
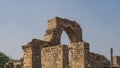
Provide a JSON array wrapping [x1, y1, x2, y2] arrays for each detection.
[[44, 17, 83, 45], [42, 17, 88, 68], [23, 17, 89, 68], [61, 31, 69, 45]]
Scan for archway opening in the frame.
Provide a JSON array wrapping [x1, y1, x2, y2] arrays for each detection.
[[61, 31, 70, 45], [61, 30, 71, 65]]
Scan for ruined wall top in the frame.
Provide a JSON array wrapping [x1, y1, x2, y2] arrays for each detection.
[[44, 17, 83, 45], [113, 56, 120, 66], [22, 39, 47, 50]]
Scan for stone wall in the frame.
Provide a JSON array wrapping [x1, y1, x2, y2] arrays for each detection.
[[42, 45, 69, 68], [90, 52, 104, 68]]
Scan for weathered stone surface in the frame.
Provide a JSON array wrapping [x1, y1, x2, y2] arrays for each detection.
[[22, 39, 47, 68], [113, 56, 120, 68], [90, 52, 104, 68], [69, 42, 89, 68], [42, 45, 69, 68], [44, 17, 83, 45]]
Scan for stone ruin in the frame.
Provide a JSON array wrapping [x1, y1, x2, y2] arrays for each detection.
[[4, 60, 23, 68], [22, 17, 119, 68], [113, 56, 120, 68]]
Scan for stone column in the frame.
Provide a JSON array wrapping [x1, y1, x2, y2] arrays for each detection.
[[22, 39, 46, 68], [69, 42, 89, 68], [22, 45, 32, 68], [42, 45, 69, 68]]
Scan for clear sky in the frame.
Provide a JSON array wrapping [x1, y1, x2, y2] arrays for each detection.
[[0, 0, 120, 59]]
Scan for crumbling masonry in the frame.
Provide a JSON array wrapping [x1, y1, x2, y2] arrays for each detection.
[[22, 17, 109, 68]]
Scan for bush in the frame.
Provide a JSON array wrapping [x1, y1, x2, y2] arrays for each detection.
[[101, 55, 110, 65]]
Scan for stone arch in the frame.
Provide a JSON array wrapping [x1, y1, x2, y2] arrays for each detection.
[[22, 17, 89, 68], [44, 17, 83, 45]]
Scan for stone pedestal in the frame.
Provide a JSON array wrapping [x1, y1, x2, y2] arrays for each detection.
[[42, 45, 69, 68], [69, 42, 89, 68]]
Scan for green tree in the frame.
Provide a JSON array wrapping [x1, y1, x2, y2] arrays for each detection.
[[101, 55, 110, 65], [0, 52, 10, 68]]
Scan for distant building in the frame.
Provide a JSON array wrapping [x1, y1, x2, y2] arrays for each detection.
[[4, 60, 23, 68]]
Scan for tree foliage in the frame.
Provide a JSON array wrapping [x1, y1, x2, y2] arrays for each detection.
[[101, 55, 110, 65], [0, 52, 10, 68]]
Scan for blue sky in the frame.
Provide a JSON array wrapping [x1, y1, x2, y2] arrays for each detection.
[[0, 0, 120, 59]]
